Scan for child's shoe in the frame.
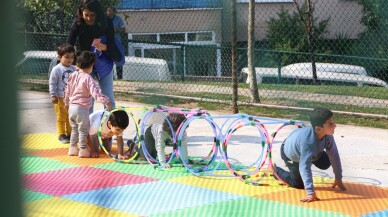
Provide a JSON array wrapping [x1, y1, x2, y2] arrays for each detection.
[[127, 140, 135, 151], [78, 148, 91, 158], [68, 146, 79, 156], [59, 135, 70, 143]]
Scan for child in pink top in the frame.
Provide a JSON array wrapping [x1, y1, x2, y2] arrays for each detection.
[[65, 51, 112, 158]]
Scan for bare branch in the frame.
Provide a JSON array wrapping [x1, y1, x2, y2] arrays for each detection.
[[293, 0, 308, 33]]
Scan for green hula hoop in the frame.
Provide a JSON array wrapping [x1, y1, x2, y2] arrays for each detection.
[[97, 106, 150, 163]]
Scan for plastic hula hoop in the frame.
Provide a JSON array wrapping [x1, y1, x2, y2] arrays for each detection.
[[97, 106, 149, 163]]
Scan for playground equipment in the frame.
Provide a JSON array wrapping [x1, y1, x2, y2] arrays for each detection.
[[98, 105, 305, 185]]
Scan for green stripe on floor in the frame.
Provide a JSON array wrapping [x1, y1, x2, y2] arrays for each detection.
[[23, 190, 52, 202], [21, 155, 78, 174]]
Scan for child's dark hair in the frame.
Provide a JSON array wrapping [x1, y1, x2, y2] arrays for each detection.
[[109, 110, 129, 129], [57, 43, 75, 57], [162, 113, 186, 134], [310, 107, 333, 129], [76, 51, 96, 69]]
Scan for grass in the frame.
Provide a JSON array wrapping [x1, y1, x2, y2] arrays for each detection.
[[255, 83, 388, 100], [19, 82, 388, 129], [191, 81, 388, 100], [114, 93, 388, 129], [130, 90, 388, 116], [20, 75, 388, 100]]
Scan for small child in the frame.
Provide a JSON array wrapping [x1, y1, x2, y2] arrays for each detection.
[[65, 51, 112, 158], [274, 107, 346, 203], [137, 113, 188, 168], [49, 43, 76, 143], [88, 110, 130, 159]]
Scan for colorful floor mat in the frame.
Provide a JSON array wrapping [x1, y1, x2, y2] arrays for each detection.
[[22, 133, 388, 217]]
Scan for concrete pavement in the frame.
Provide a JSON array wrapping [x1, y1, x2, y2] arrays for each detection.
[[19, 90, 388, 187]]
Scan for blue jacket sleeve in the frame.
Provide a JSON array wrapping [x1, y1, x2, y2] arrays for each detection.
[[299, 142, 316, 195], [326, 136, 343, 180]]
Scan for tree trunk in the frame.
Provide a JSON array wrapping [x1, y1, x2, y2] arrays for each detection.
[[294, 0, 318, 85], [248, 0, 260, 102], [306, 0, 317, 84], [231, 0, 239, 113]]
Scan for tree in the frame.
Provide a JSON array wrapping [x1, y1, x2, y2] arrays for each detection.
[[266, 6, 329, 81], [231, 0, 238, 113], [18, 0, 120, 33], [293, 0, 318, 84], [248, 0, 260, 103], [17, 0, 120, 50], [353, 0, 388, 81]]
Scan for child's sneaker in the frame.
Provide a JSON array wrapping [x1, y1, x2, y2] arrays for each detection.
[[78, 148, 91, 158], [59, 135, 70, 143], [68, 146, 79, 156], [127, 140, 135, 151]]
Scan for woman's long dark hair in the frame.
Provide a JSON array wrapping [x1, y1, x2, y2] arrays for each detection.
[[76, 0, 107, 34]]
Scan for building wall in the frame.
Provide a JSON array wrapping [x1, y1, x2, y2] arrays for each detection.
[[118, 9, 223, 42], [235, 0, 365, 41], [236, 3, 294, 41], [117, 0, 365, 42]]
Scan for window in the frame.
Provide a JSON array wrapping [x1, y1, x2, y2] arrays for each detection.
[[130, 31, 214, 44], [188, 32, 213, 42], [159, 33, 185, 43], [132, 34, 157, 43], [128, 31, 219, 76], [134, 48, 142, 57]]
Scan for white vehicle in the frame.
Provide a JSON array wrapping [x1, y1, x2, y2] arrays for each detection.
[[242, 62, 388, 87], [16, 51, 58, 78], [121, 56, 170, 81], [16, 50, 171, 81]]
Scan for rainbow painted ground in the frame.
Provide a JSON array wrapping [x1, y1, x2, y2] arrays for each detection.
[[22, 133, 388, 217]]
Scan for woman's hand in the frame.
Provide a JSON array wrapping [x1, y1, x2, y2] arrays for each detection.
[[95, 43, 107, 51], [105, 102, 112, 111]]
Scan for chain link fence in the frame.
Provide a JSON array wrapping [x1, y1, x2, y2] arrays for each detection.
[[16, 0, 388, 116]]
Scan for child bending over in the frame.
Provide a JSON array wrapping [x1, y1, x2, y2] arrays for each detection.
[[88, 110, 129, 159], [65, 51, 112, 158], [274, 107, 347, 203], [135, 113, 188, 168]]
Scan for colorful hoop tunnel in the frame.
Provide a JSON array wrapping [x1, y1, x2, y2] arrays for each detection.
[[98, 105, 307, 187], [97, 106, 149, 163], [221, 115, 268, 180], [139, 105, 210, 169], [178, 115, 223, 176], [268, 120, 305, 184], [238, 119, 305, 186], [139, 107, 175, 167]]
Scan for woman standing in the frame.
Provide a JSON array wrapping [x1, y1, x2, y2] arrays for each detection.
[[67, 0, 124, 112]]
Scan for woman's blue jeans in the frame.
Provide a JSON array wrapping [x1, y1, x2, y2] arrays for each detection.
[[89, 69, 115, 113]]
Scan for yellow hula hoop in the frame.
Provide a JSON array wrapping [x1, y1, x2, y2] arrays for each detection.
[[97, 106, 150, 163]]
